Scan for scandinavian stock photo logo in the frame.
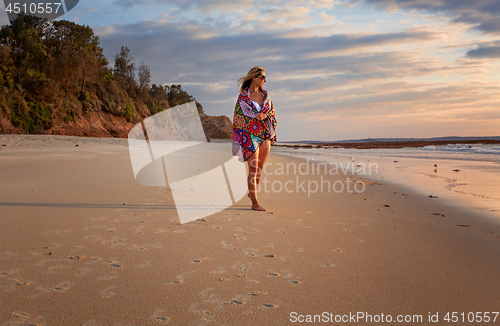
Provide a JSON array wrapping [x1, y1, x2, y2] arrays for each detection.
[[128, 102, 378, 224], [4, 0, 79, 22]]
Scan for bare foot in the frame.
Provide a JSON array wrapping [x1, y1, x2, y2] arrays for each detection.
[[248, 193, 266, 211], [251, 203, 266, 211]]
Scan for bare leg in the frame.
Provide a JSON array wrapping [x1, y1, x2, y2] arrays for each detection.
[[247, 145, 266, 211], [255, 140, 271, 188]]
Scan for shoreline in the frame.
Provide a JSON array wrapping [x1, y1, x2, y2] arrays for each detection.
[[272, 146, 500, 222], [1, 134, 499, 325], [275, 138, 500, 149]]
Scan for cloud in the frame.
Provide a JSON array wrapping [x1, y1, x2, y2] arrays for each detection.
[[351, 0, 500, 34], [96, 18, 441, 88], [466, 46, 500, 59], [113, 0, 340, 12], [113, 0, 253, 12]]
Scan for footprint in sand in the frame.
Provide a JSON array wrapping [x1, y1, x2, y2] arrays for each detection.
[[29, 281, 75, 298], [245, 279, 261, 288], [51, 281, 75, 293], [294, 246, 305, 253], [167, 270, 197, 285], [190, 258, 209, 264], [188, 303, 215, 325], [125, 244, 148, 251], [210, 267, 226, 275], [83, 235, 107, 244], [100, 285, 118, 298], [109, 238, 127, 249], [258, 303, 279, 310], [233, 234, 247, 241], [229, 299, 245, 306], [2, 311, 50, 326], [321, 263, 336, 267], [288, 280, 302, 286], [98, 271, 120, 280], [266, 271, 280, 278], [332, 248, 343, 253], [129, 225, 146, 235], [0, 268, 21, 277], [221, 241, 236, 250], [1, 277, 34, 292], [243, 248, 259, 259], [276, 229, 286, 234], [212, 226, 222, 230], [150, 308, 171, 324], [75, 267, 93, 277], [233, 261, 258, 272], [230, 294, 253, 306], [102, 259, 122, 268]]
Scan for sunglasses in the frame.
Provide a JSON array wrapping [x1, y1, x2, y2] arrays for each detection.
[[256, 75, 267, 80]]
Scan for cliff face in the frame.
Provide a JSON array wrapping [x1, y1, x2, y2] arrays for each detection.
[[200, 114, 233, 139], [0, 111, 232, 140]]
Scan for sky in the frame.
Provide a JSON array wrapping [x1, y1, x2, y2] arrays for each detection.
[[1, 0, 499, 141]]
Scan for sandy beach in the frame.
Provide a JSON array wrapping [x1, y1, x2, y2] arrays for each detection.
[[1, 135, 500, 325]]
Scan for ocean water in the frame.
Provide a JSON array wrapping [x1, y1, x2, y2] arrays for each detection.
[[332, 144, 500, 163], [272, 144, 500, 219]]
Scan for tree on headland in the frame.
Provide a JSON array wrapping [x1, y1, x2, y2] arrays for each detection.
[[114, 45, 136, 94], [0, 15, 206, 135], [135, 60, 151, 101], [46, 20, 108, 94]]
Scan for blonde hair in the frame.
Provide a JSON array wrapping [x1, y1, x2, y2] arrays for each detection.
[[238, 66, 266, 93]]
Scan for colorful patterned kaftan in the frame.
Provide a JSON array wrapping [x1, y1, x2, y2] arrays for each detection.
[[232, 87, 277, 162]]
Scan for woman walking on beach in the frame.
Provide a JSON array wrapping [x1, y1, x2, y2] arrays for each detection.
[[232, 66, 277, 211]]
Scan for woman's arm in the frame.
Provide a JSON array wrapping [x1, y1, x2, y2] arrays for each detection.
[[255, 112, 267, 120]]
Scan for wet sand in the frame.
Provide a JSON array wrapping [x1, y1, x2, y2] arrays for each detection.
[[1, 135, 499, 325]]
